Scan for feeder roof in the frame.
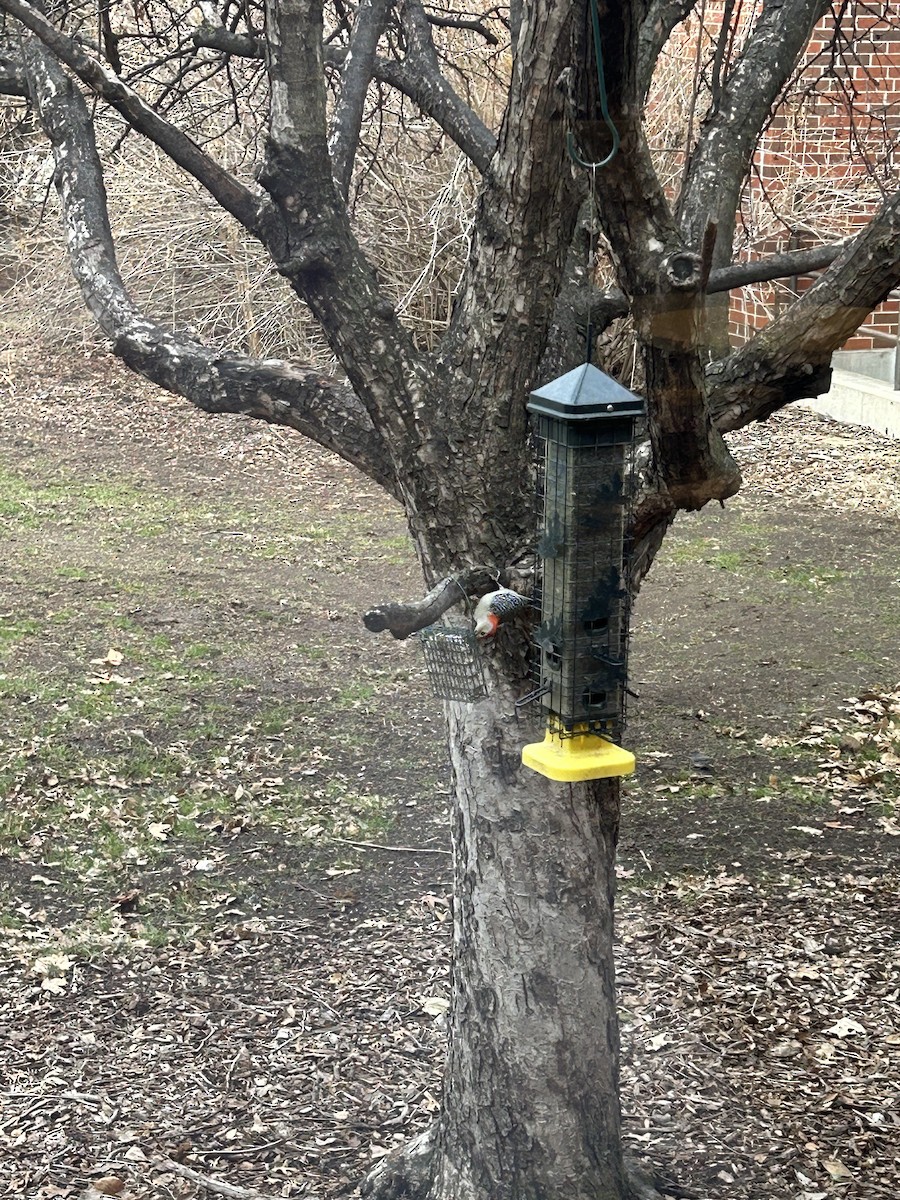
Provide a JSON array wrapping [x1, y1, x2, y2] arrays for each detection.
[[527, 363, 644, 421]]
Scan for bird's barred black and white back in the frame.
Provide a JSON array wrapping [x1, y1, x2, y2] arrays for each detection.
[[473, 588, 530, 636]]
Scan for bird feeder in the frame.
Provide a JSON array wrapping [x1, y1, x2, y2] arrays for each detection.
[[521, 363, 644, 782], [418, 621, 487, 702]]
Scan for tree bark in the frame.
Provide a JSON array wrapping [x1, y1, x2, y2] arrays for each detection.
[[676, 0, 830, 354], [365, 681, 627, 1200], [709, 188, 900, 431], [327, 0, 392, 200], [581, 6, 741, 513]]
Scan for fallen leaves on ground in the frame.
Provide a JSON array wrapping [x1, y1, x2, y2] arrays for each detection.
[[0, 904, 451, 1199], [727, 407, 900, 518], [3, 865, 898, 1199], [617, 866, 900, 1199], [758, 687, 900, 818], [1, 351, 899, 1199]]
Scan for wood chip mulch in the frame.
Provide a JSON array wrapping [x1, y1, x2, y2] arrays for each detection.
[[726, 405, 900, 518]]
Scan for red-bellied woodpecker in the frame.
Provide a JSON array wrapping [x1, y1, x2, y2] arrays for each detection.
[[473, 588, 530, 637]]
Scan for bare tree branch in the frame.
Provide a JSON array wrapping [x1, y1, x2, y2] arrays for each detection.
[[259, 0, 436, 466], [678, 0, 830, 253], [423, 8, 501, 45], [328, 0, 392, 200], [586, 4, 740, 511], [393, 0, 496, 173], [369, 45, 495, 172], [444, 0, 581, 371], [707, 239, 850, 293], [191, 23, 265, 59], [709, 0, 737, 108], [638, 0, 698, 98], [189, 19, 497, 173], [709, 188, 900, 431], [363, 567, 499, 639], [584, 237, 853, 334], [22, 35, 397, 495]]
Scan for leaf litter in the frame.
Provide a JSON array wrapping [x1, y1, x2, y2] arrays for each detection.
[[1, 351, 899, 1198]]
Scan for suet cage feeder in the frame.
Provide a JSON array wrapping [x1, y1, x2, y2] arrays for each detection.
[[520, 363, 644, 782], [418, 622, 488, 702]]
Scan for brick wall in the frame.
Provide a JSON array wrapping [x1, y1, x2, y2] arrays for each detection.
[[659, 4, 899, 350]]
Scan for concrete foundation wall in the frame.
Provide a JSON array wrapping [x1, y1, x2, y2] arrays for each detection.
[[804, 368, 900, 440], [832, 349, 897, 386]]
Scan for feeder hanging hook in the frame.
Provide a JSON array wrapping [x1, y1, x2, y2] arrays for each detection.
[[567, 0, 620, 170]]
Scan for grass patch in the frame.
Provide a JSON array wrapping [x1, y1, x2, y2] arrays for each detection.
[[666, 537, 715, 565], [335, 681, 376, 708], [0, 448, 417, 951], [707, 551, 748, 571], [665, 538, 753, 572], [775, 563, 850, 591], [0, 465, 179, 531], [0, 617, 43, 658]]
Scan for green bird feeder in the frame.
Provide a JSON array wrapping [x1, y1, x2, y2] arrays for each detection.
[[521, 363, 644, 782]]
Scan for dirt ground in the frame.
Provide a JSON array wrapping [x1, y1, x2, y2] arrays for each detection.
[[1, 343, 899, 1200]]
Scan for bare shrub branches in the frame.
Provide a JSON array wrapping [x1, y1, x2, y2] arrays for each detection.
[[23, 36, 395, 489], [6, 0, 270, 232]]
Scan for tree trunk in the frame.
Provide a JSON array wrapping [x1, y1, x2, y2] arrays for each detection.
[[365, 680, 628, 1200]]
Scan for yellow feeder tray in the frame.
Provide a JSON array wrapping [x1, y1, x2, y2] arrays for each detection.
[[522, 725, 635, 782]]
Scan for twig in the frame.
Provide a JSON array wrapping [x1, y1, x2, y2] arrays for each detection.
[[667, 921, 750, 949], [295, 880, 338, 903], [62, 1090, 104, 1104], [223, 1045, 248, 1092], [151, 1155, 295, 1200], [0, 1098, 56, 1130], [194, 1139, 286, 1159], [331, 837, 451, 855]]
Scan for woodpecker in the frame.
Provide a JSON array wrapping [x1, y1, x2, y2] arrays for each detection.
[[473, 588, 530, 637]]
